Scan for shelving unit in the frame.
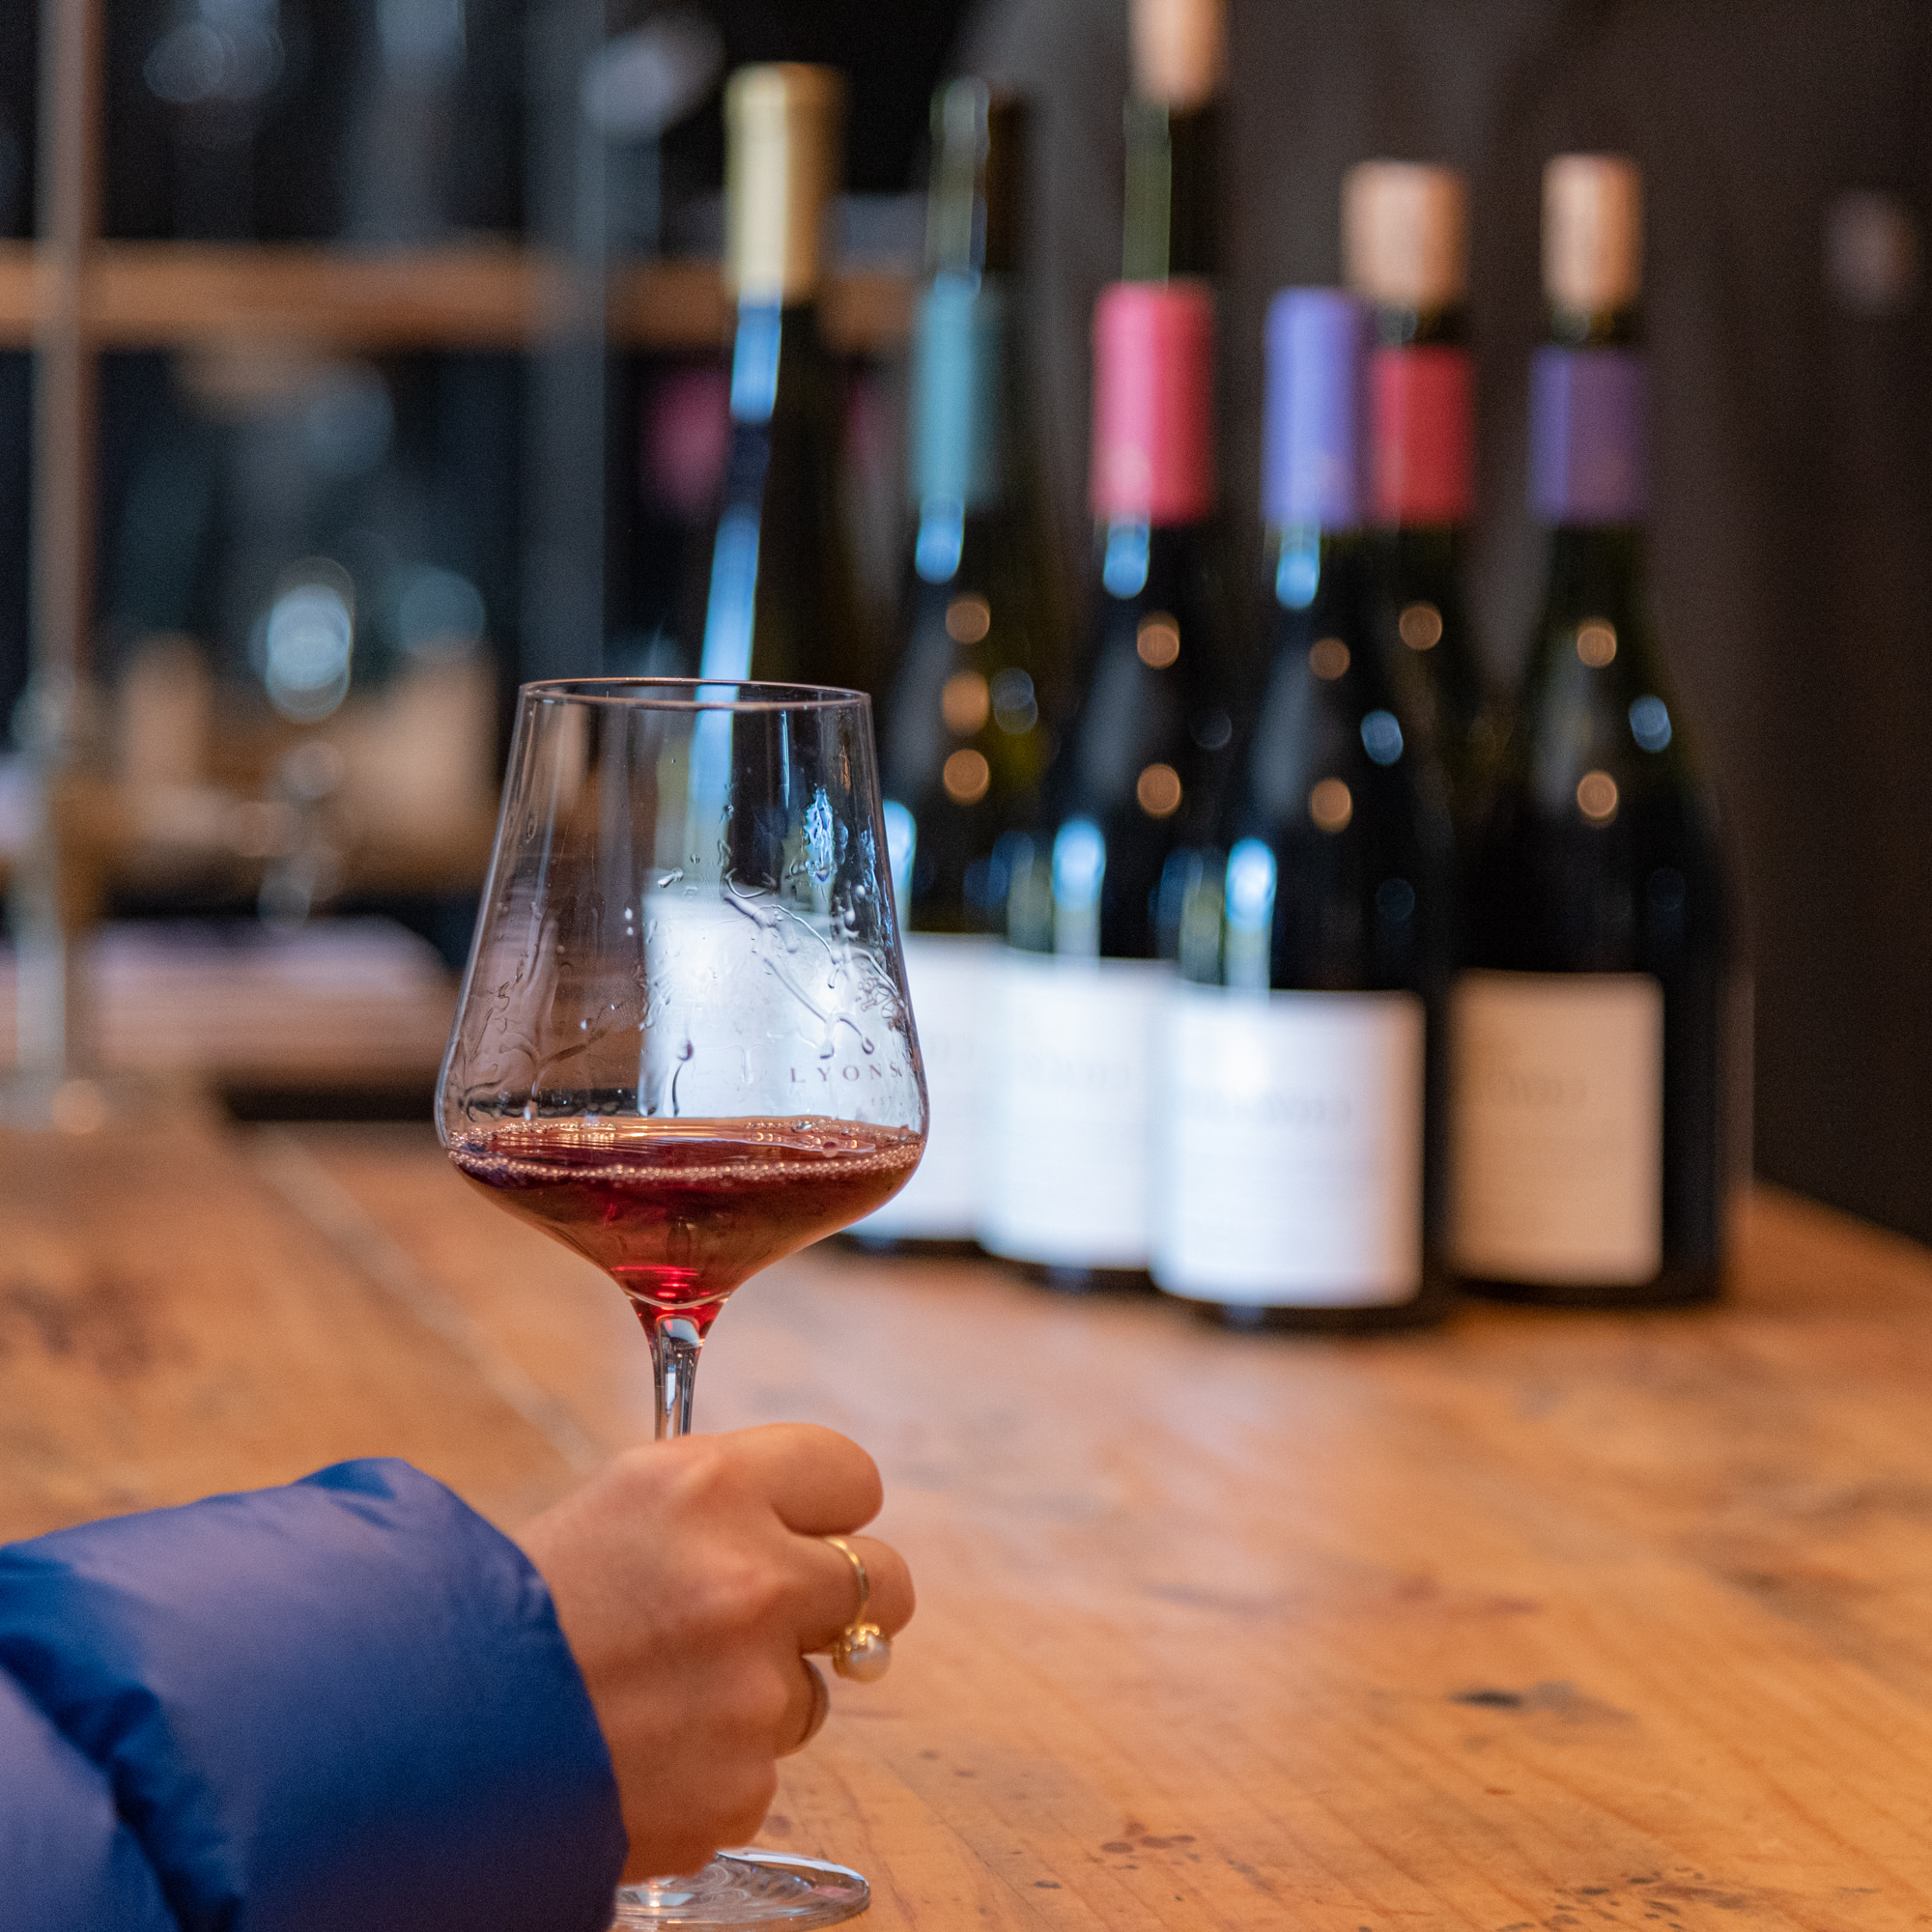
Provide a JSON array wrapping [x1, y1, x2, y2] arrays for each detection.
[[0, 242, 914, 355], [6, 0, 921, 1096]]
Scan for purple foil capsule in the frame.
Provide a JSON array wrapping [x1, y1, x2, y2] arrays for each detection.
[[1529, 347, 1648, 525], [1263, 289, 1372, 530]]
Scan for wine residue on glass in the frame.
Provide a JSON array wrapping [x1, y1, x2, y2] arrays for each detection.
[[449, 1116, 922, 1330]]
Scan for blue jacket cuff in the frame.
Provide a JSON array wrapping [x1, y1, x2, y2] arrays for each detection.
[[0, 1459, 625, 1932]]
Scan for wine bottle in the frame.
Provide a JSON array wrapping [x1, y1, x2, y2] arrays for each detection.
[[1151, 289, 1454, 1329], [1122, 0, 1225, 280], [1342, 161, 1492, 806], [696, 64, 867, 690], [1453, 156, 1728, 1306], [852, 83, 1067, 1254], [977, 278, 1234, 1289]]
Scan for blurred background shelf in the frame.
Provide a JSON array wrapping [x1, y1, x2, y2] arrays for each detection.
[[0, 916, 456, 1116], [0, 242, 914, 355]]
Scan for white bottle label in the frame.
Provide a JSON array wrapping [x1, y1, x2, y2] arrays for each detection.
[[1151, 983, 1426, 1306], [978, 952, 1166, 1269], [854, 933, 991, 1240], [1451, 970, 1663, 1286]]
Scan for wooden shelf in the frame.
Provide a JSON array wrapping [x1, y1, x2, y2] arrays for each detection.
[[0, 242, 915, 355]]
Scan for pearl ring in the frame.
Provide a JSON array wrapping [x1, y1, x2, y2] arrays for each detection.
[[822, 1536, 892, 1682]]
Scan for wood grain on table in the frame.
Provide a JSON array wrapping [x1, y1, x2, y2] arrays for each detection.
[[6, 1114, 1932, 1930]]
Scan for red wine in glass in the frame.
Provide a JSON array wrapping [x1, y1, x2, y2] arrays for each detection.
[[437, 678, 926, 1929], [450, 1115, 923, 1333]]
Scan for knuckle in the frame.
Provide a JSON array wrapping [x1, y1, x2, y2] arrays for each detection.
[[606, 1443, 670, 1505], [683, 1552, 792, 1648]]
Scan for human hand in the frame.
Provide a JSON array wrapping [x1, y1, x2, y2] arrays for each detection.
[[514, 1424, 915, 1881]]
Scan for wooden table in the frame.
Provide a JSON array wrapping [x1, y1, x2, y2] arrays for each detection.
[[7, 1113, 1932, 1929]]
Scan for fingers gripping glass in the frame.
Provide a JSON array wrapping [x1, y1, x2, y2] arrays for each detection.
[[439, 681, 927, 1928]]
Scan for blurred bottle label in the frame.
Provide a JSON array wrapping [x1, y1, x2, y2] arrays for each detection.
[[1450, 970, 1663, 1285], [1152, 983, 1425, 1305], [854, 934, 992, 1240], [911, 274, 1005, 512], [1528, 348, 1647, 525], [1090, 280, 1216, 526], [978, 953, 1165, 1267], [1372, 346, 1473, 526]]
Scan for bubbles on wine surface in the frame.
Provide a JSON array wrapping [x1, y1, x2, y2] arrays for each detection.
[[448, 1115, 925, 1319]]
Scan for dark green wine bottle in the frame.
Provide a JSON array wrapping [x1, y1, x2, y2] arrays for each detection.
[[1152, 289, 1455, 1330], [1455, 156, 1729, 1307], [978, 296, 1236, 1287], [696, 65, 868, 692], [1342, 160, 1492, 812], [852, 83, 1068, 1252], [976, 0, 1233, 1292]]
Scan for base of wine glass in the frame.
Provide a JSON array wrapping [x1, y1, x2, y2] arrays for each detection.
[[611, 1851, 868, 1929]]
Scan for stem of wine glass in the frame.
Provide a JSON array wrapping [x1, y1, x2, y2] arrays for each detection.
[[647, 1314, 703, 1439]]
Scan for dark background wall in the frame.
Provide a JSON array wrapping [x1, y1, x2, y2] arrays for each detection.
[[0, 0, 1926, 1240], [966, 0, 1932, 1245]]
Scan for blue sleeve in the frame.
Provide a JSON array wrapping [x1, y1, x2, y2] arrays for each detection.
[[0, 1460, 626, 1932], [0, 1673, 179, 1932]]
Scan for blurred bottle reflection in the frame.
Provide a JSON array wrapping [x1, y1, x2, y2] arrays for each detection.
[[96, 346, 510, 922]]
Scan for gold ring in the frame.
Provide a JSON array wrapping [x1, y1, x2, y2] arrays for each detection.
[[822, 1535, 892, 1683], [781, 1660, 830, 1757]]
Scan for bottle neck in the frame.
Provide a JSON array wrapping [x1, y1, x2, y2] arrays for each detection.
[[927, 88, 1027, 276], [1373, 299, 1466, 350], [1548, 301, 1641, 349], [909, 270, 1022, 540], [1267, 523, 1369, 617], [1539, 525, 1648, 618], [1388, 523, 1465, 575], [727, 300, 826, 426], [1122, 99, 1220, 280], [1095, 516, 1214, 601]]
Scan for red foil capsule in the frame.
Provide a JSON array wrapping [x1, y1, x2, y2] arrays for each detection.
[[1090, 278, 1217, 527], [1370, 344, 1473, 526]]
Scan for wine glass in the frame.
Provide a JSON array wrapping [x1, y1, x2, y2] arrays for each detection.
[[438, 679, 926, 1928]]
